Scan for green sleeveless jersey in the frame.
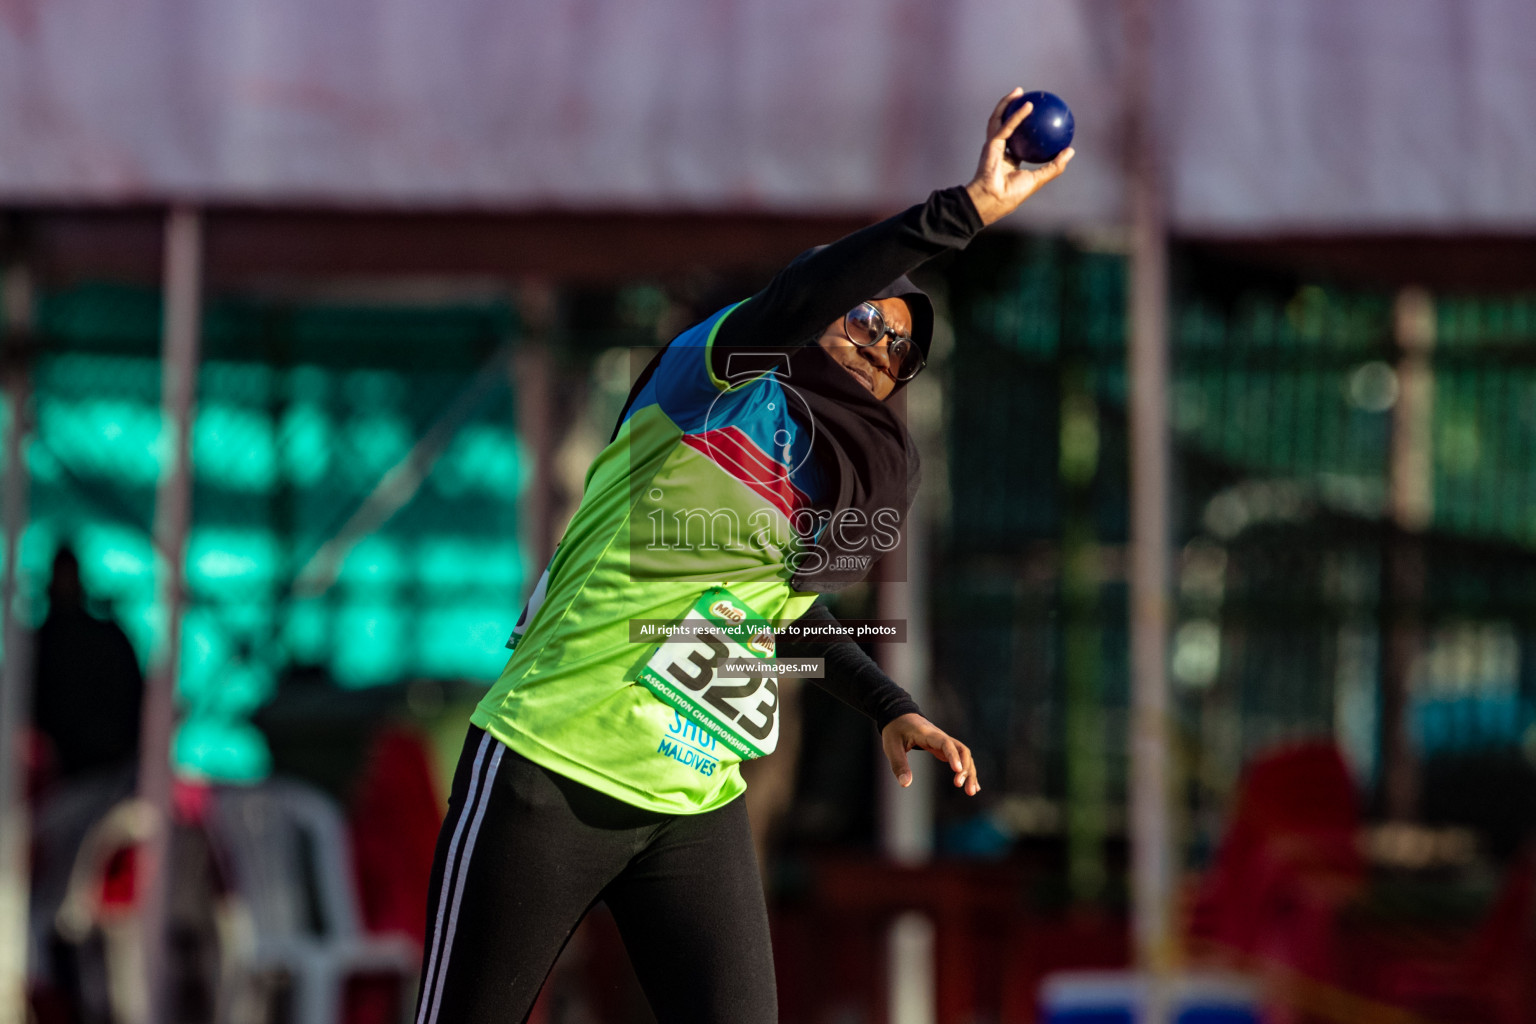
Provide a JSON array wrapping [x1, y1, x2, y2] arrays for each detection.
[[471, 306, 827, 813]]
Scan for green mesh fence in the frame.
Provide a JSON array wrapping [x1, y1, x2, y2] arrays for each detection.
[[934, 235, 1536, 868], [5, 283, 522, 781]]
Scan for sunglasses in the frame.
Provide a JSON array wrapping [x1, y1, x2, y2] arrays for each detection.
[[843, 302, 926, 382]]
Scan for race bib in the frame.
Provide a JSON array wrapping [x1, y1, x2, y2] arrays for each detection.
[[637, 587, 780, 760]]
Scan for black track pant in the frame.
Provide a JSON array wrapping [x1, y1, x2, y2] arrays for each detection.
[[411, 726, 778, 1024]]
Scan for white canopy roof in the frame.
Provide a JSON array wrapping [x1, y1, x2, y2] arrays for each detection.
[[2, 0, 1532, 233]]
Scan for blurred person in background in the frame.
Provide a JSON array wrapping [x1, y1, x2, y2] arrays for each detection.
[[31, 545, 144, 785], [413, 90, 1072, 1024], [27, 544, 148, 1020]]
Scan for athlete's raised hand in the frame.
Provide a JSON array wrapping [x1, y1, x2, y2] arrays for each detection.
[[964, 87, 1075, 227], [881, 713, 979, 797]]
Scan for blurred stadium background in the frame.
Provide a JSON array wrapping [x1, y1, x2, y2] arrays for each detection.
[[3, 1, 1536, 1022]]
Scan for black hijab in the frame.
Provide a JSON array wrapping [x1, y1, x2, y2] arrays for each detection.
[[779, 272, 929, 591]]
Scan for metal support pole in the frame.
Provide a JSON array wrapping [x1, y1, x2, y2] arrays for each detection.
[[1061, 364, 1107, 906], [1381, 288, 1435, 821], [878, 490, 933, 865], [514, 281, 559, 568], [136, 205, 204, 1024], [1126, 0, 1176, 1013], [878, 514, 936, 1024], [0, 259, 36, 1024], [879, 379, 937, 1023]]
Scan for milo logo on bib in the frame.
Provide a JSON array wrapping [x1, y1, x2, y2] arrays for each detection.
[[638, 587, 779, 760], [709, 598, 746, 623]]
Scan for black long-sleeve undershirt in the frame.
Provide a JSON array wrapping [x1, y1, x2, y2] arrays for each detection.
[[784, 600, 921, 733], [711, 185, 984, 359]]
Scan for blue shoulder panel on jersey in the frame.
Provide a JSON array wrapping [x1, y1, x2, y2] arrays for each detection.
[[623, 302, 829, 505]]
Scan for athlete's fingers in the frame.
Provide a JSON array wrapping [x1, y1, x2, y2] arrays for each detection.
[[918, 734, 979, 795], [998, 100, 1033, 144], [987, 87, 1025, 137], [985, 101, 1033, 170], [1022, 146, 1075, 185], [885, 738, 913, 788], [919, 735, 967, 788], [1000, 146, 1075, 204], [927, 736, 964, 776], [958, 743, 979, 796]]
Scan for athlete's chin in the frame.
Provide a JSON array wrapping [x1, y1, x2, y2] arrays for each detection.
[[841, 364, 876, 395]]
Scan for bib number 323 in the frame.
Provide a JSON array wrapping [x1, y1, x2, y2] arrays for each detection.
[[637, 588, 779, 760]]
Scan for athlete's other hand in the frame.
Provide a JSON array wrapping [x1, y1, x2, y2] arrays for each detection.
[[881, 713, 979, 797], [964, 87, 1075, 228]]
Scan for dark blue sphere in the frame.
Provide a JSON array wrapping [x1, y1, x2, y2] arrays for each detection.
[[1004, 91, 1074, 165]]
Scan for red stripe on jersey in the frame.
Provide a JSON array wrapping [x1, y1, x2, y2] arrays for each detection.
[[681, 427, 812, 521]]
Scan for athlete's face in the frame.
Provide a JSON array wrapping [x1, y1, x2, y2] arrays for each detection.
[[814, 297, 911, 402]]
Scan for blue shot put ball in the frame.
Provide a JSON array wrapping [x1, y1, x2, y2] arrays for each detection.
[[1004, 91, 1075, 165]]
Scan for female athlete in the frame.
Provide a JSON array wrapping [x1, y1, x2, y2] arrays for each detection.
[[413, 89, 1073, 1024]]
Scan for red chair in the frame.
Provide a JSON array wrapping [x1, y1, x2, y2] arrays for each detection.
[[345, 725, 446, 1024], [1363, 843, 1536, 1024], [1188, 742, 1367, 1021], [347, 725, 444, 946]]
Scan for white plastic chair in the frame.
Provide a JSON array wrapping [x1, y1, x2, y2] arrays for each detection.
[[207, 779, 419, 1024]]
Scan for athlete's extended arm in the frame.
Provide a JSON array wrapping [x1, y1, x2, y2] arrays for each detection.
[[711, 187, 980, 357], [781, 603, 919, 726], [712, 88, 1073, 362], [782, 604, 980, 797]]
